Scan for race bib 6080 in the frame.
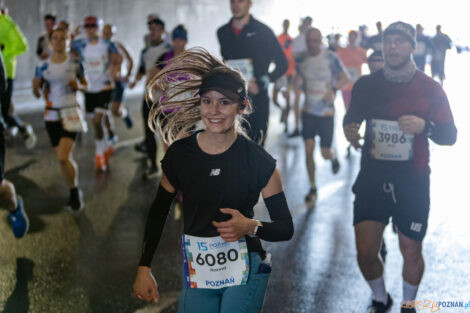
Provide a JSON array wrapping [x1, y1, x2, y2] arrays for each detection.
[[182, 234, 250, 289], [370, 119, 414, 161]]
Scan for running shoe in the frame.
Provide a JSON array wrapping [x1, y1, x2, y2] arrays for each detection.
[[401, 307, 416, 313], [134, 141, 147, 153], [104, 145, 114, 164], [8, 126, 19, 138], [288, 129, 300, 138], [368, 294, 393, 313], [331, 158, 340, 174], [143, 166, 159, 180], [94, 154, 107, 171], [108, 133, 119, 145], [67, 188, 84, 212], [23, 125, 37, 149], [305, 187, 317, 203], [8, 196, 29, 238], [123, 114, 133, 129]]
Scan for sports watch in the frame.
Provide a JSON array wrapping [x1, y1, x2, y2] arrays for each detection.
[[252, 219, 263, 236]]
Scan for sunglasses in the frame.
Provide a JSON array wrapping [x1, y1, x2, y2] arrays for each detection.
[[147, 20, 163, 28], [84, 24, 97, 28]]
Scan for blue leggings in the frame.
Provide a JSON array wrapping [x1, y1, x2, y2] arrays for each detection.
[[178, 252, 270, 313]]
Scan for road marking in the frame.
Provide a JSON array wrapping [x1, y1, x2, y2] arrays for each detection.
[[133, 291, 179, 313], [115, 136, 145, 149]]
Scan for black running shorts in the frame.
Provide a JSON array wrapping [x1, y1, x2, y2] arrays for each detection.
[[45, 121, 78, 147], [84, 90, 112, 113], [352, 170, 430, 241], [301, 112, 334, 148]]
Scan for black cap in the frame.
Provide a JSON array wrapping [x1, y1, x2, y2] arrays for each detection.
[[383, 21, 416, 48]]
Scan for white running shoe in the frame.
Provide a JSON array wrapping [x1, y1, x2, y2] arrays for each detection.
[[23, 125, 37, 149]]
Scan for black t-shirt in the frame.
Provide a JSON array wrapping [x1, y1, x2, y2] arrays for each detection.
[[162, 131, 276, 253]]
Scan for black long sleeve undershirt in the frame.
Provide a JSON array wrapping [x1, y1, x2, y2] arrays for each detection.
[[257, 191, 294, 241], [138, 185, 176, 267], [427, 121, 457, 146]]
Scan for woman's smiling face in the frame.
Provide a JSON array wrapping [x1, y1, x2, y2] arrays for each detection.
[[200, 90, 243, 134]]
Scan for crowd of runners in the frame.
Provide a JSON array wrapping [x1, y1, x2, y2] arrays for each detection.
[[0, 0, 459, 312]]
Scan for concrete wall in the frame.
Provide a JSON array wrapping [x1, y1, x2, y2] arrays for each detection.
[[4, 0, 274, 90]]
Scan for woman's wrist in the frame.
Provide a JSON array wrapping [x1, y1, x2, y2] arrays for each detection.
[[246, 219, 258, 236], [138, 266, 152, 273]]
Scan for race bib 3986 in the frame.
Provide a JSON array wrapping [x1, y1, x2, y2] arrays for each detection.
[[370, 119, 414, 161]]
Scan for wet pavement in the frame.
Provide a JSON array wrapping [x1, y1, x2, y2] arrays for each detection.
[[1, 53, 470, 313]]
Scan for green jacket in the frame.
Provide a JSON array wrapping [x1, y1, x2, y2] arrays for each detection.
[[0, 14, 28, 79]]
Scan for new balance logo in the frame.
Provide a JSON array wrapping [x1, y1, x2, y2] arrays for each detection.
[[410, 222, 422, 232], [209, 169, 221, 176]]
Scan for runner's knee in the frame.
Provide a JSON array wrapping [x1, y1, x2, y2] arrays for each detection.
[[357, 243, 380, 266], [400, 241, 422, 264]]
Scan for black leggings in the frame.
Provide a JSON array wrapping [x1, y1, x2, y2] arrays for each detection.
[[0, 79, 25, 133], [142, 98, 157, 168]]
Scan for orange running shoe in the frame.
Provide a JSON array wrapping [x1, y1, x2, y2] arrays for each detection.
[[104, 145, 114, 164], [94, 154, 107, 171]]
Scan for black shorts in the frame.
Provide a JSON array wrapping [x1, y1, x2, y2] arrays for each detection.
[[84, 90, 112, 113], [45, 121, 78, 147], [301, 112, 334, 148], [111, 81, 125, 102], [352, 170, 430, 241]]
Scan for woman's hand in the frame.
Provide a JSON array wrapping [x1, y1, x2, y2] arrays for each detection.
[[212, 209, 257, 242], [133, 266, 160, 303]]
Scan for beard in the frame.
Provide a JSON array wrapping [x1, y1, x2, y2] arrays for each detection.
[[385, 55, 411, 70]]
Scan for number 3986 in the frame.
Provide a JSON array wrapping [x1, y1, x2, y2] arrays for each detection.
[[378, 132, 407, 144]]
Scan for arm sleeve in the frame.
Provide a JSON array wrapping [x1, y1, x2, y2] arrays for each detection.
[[256, 191, 294, 241], [266, 28, 288, 82], [425, 86, 457, 145], [138, 185, 176, 267], [0, 52, 6, 92], [160, 144, 180, 190]]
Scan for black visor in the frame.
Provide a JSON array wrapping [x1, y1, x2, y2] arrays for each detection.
[[199, 72, 247, 102]]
